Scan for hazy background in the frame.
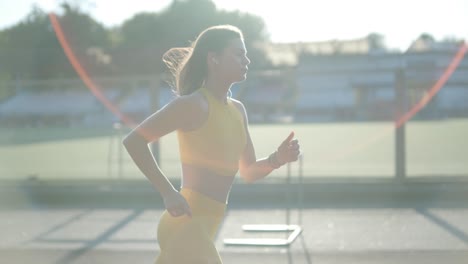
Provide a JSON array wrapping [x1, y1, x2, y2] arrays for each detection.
[[1, 2, 468, 264], [1, 0, 467, 183]]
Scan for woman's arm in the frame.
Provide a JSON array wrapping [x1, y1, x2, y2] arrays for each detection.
[[122, 95, 204, 216], [234, 101, 300, 183], [122, 133, 175, 198]]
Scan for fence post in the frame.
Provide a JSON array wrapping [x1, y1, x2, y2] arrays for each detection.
[[395, 68, 406, 181]]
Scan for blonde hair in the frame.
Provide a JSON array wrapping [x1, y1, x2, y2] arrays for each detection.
[[163, 25, 243, 96]]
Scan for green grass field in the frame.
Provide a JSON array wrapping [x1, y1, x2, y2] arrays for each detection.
[[1, 119, 467, 183]]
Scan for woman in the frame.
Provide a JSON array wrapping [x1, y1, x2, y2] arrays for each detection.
[[123, 25, 300, 264]]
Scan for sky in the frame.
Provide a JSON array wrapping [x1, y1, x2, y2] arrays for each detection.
[[1, 0, 467, 51]]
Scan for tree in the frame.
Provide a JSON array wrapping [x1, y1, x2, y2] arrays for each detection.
[[0, 2, 112, 80], [111, 12, 169, 75], [367, 32, 386, 51], [113, 0, 272, 75], [55, 2, 112, 78], [419, 33, 435, 43], [0, 0, 273, 80], [1, 5, 62, 79]]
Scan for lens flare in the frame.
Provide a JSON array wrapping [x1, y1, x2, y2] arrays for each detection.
[[49, 13, 137, 125]]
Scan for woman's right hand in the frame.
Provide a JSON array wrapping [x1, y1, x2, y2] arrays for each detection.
[[162, 190, 192, 218]]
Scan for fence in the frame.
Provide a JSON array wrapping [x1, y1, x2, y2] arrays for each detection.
[[1, 51, 467, 182]]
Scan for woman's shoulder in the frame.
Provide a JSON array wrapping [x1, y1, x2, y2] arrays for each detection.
[[168, 90, 208, 112], [161, 90, 208, 131], [229, 97, 246, 112]]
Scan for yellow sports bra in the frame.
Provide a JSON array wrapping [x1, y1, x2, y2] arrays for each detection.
[[177, 87, 247, 176]]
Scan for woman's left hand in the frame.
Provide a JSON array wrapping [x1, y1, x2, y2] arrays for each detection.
[[276, 131, 301, 165]]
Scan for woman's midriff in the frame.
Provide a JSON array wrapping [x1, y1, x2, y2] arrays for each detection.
[[181, 164, 236, 204]]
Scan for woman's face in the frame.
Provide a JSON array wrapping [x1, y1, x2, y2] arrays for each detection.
[[214, 38, 251, 83]]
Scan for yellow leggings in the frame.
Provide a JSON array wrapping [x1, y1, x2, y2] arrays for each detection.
[[155, 188, 226, 264]]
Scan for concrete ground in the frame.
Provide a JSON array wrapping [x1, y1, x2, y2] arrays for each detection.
[[1, 179, 468, 264]]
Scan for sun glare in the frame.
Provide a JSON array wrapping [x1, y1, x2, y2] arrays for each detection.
[[214, 0, 468, 50]]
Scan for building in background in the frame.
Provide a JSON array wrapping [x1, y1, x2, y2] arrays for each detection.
[[0, 36, 466, 126]]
